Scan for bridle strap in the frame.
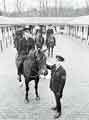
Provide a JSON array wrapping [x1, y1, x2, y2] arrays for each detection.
[[29, 69, 39, 78]]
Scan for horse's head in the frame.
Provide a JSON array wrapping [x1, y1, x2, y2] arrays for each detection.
[[35, 48, 48, 76]]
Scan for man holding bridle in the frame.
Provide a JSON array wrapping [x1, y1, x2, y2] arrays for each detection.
[[47, 55, 66, 119]]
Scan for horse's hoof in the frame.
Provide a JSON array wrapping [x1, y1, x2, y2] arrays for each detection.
[[24, 99, 29, 104], [35, 96, 40, 101]]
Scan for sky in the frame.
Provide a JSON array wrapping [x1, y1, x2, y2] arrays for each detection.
[[0, 0, 87, 12]]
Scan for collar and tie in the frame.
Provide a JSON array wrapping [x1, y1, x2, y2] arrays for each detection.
[[56, 64, 61, 70]]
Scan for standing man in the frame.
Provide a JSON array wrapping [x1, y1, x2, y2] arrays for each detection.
[[47, 55, 66, 119]]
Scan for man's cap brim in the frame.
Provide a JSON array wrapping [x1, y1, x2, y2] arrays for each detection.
[[56, 55, 64, 62]]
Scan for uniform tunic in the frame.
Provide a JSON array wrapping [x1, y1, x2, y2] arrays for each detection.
[[47, 64, 66, 98]]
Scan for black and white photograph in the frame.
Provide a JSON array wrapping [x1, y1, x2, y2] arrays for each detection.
[[0, 0, 89, 119]]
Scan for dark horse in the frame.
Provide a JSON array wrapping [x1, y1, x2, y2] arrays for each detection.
[[16, 48, 48, 103]]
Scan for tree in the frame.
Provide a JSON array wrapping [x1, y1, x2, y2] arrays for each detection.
[[85, 0, 89, 13], [55, 0, 57, 16], [3, 0, 6, 12], [39, 0, 42, 16], [46, 0, 48, 16], [16, 0, 24, 13], [58, 0, 62, 16]]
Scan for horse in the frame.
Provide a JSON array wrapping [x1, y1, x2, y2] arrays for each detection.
[[16, 48, 48, 103]]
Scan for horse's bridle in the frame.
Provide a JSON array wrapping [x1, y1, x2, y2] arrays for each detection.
[[29, 49, 46, 77], [34, 49, 46, 65], [28, 50, 42, 78]]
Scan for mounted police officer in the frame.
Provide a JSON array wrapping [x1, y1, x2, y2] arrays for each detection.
[[15, 28, 28, 84], [13, 26, 23, 51], [47, 55, 66, 119], [46, 25, 54, 38], [46, 29, 56, 57], [15, 26, 35, 84], [35, 29, 44, 50], [23, 26, 35, 53]]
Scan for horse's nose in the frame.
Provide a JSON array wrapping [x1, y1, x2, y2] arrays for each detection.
[[44, 70, 48, 76]]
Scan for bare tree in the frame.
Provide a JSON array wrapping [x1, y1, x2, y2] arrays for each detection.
[[85, 0, 89, 12], [42, 0, 45, 16], [16, 0, 24, 13], [55, 0, 57, 16], [39, 0, 42, 16], [46, 0, 48, 16], [3, 0, 6, 12], [58, 0, 62, 16]]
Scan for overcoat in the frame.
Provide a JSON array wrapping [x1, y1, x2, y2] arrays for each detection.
[[47, 64, 66, 98], [27, 37, 35, 52]]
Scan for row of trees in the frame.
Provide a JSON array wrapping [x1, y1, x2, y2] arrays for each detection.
[[1, 0, 25, 13], [0, 0, 89, 17]]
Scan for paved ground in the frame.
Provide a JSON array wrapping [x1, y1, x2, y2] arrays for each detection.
[[0, 34, 89, 120]]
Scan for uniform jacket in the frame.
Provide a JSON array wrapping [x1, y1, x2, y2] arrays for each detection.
[[27, 37, 35, 52], [47, 64, 66, 97], [18, 37, 27, 55], [35, 36, 44, 49]]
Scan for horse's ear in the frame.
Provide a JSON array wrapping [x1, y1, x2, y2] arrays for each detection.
[[42, 48, 48, 53]]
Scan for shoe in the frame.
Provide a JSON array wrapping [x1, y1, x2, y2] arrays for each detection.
[[54, 112, 61, 119], [51, 107, 57, 111]]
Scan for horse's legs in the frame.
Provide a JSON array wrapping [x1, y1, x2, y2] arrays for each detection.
[[35, 76, 40, 100], [51, 47, 53, 57], [48, 47, 50, 57], [25, 79, 29, 103]]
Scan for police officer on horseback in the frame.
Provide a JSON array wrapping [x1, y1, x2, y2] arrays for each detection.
[[15, 26, 35, 84], [47, 55, 66, 119], [46, 29, 56, 57], [35, 29, 44, 50], [23, 26, 35, 53]]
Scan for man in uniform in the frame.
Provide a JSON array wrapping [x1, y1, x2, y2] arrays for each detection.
[[15, 28, 28, 83], [46, 30, 56, 57], [23, 26, 35, 53], [47, 55, 66, 119], [47, 28, 54, 38], [35, 29, 44, 49], [13, 29, 23, 51]]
